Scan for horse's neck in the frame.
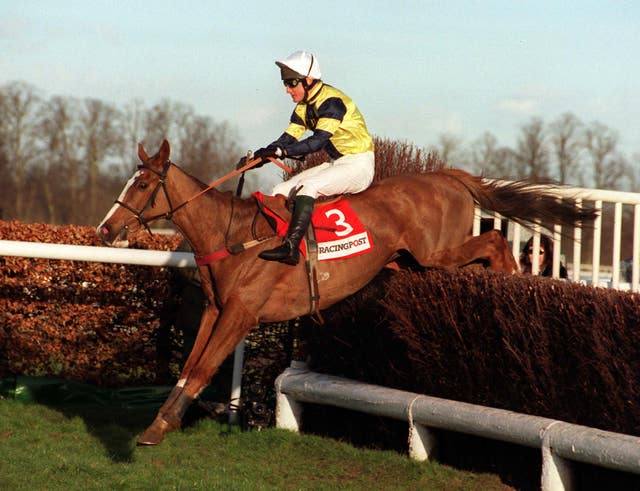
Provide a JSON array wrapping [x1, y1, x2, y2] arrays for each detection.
[[166, 166, 258, 257], [167, 167, 230, 255]]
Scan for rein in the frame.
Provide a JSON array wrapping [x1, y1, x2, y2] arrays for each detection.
[[117, 156, 293, 229], [116, 155, 293, 264], [175, 156, 293, 210]]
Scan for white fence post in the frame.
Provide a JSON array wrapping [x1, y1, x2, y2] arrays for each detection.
[[541, 422, 574, 491], [228, 338, 246, 424], [275, 361, 309, 432], [552, 223, 562, 279], [572, 199, 583, 283], [592, 200, 603, 286], [612, 202, 623, 289], [408, 421, 438, 461]]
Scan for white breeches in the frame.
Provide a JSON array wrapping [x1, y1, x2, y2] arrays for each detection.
[[272, 151, 375, 199]]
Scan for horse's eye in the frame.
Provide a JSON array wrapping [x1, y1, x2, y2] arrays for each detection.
[[138, 182, 148, 190]]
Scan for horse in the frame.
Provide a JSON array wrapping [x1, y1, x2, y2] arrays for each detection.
[[97, 139, 595, 445]]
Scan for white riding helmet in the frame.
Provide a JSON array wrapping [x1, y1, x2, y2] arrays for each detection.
[[275, 50, 322, 80]]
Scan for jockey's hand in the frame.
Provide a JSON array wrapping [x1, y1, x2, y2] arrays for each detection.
[[254, 146, 286, 162]]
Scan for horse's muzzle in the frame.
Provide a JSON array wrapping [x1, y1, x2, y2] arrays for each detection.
[[97, 223, 130, 248]]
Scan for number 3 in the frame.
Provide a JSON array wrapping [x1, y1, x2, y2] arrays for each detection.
[[325, 209, 353, 237]]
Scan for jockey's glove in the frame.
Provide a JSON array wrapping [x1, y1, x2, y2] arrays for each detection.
[[236, 147, 285, 170], [254, 146, 286, 161]]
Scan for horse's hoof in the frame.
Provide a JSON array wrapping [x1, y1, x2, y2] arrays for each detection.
[[137, 416, 174, 446]]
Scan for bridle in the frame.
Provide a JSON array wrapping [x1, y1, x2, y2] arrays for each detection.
[[114, 159, 180, 235], [113, 155, 293, 248]]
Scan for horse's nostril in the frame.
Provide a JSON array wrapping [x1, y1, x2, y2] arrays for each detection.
[[99, 225, 110, 237]]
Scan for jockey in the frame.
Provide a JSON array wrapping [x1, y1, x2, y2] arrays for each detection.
[[240, 50, 375, 265]]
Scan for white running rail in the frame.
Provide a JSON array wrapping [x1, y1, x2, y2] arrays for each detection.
[[474, 184, 640, 292]]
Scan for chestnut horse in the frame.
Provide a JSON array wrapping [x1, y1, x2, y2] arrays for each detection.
[[97, 140, 594, 445]]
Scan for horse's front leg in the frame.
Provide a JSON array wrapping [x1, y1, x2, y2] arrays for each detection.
[[138, 297, 257, 445], [151, 300, 219, 423], [152, 270, 220, 423]]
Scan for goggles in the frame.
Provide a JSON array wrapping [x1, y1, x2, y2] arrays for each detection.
[[283, 78, 303, 88]]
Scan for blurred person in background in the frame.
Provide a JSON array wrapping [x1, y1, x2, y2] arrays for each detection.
[[519, 234, 568, 278]]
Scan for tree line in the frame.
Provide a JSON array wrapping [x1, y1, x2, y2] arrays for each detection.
[[1, 80, 638, 226], [431, 113, 639, 191], [0, 81, 243, 225]]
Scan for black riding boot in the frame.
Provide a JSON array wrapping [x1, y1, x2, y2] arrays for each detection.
[[259, 195, 315, 265]]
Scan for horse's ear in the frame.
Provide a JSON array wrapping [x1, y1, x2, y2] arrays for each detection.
[[159, 139, 171, 161], [138, 143, 148, 162]]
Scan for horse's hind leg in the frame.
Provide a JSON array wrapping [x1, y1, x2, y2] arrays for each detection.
[[424, 229, 518, 272]]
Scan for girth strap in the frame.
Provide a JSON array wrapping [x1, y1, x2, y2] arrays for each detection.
[[304, 225, 324, 324], [195, 236, 276, 266]]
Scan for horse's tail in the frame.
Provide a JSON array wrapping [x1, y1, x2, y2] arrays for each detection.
[[442, 169, 598, 229]]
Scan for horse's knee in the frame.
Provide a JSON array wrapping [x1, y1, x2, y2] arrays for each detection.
[[480, 229, 518, 272]]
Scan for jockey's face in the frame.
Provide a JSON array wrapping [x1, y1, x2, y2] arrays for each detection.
[[528, 247, 546, 266], [284, 77, 313, 103]]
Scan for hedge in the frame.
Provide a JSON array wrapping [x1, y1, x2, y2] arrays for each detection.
[[302, 268, 640, 437]]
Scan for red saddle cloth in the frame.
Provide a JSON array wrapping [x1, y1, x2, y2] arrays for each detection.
[[253, 192, 373, 261]]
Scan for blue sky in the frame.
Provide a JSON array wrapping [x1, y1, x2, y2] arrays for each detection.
[[2, 0, 639, 177]]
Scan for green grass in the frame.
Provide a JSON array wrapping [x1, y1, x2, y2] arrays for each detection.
[[0, 398, 512, 490]]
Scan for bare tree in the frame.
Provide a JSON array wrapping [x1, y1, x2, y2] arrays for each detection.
[[0, 89, 10, 219], [118, 99, 147, 175], [470, 131, 517, 178], [140, 99, 194, 152], [549, 112, 583, 185], [36, 96, 84, 222], [629, 153, 640, 192], [583, 121, 623, 189], [0, 79, 248, 224], [0, 82, 40, 219], [514, 117, 549, 180], [79, 99, 123, 222], [176, 114, 241, 192], [429, 133, 463, 167]]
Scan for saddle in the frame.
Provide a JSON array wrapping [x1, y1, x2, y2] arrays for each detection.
[[253, 192, 374, 324], [254, 192, 341, 236], [253, 192, 329, 323]]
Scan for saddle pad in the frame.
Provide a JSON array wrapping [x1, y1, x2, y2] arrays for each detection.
[[253, 192, 373, 261], [312, 200, 373, 260]]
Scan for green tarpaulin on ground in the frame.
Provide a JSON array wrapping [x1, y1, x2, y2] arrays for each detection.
[[0, 376, 173, 409]]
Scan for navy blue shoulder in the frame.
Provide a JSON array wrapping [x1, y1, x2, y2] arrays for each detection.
[[318, 97, 346, 121]]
